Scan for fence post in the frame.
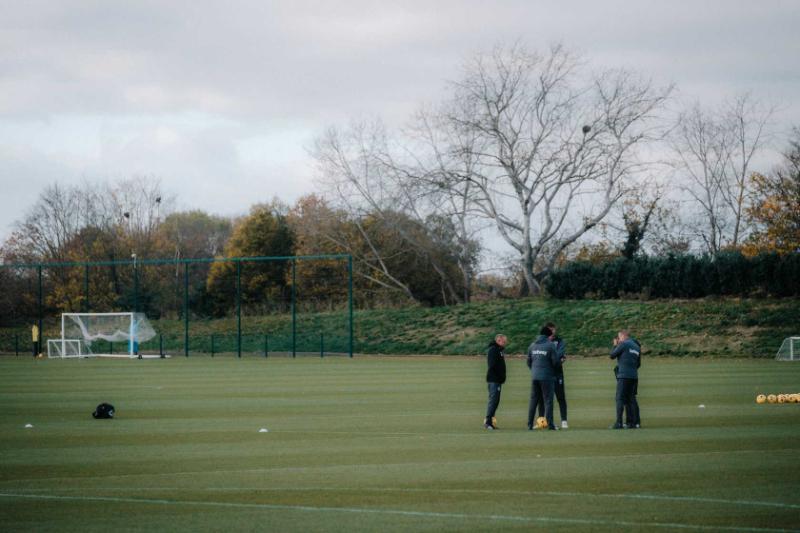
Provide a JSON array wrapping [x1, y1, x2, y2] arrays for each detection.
[[291, 258, 296, 358], [236, 259, 242, 359], [320, 333, 324, 358], [83, 264, 90, 312], [160, 334, 164, 359], [37, 265, 43, 351], [184, 262, 189, 357], [15, 334, 19, 356], [348, 254, 353, 358], [264, 334, 268, 358], [211, 334, 215, 357]]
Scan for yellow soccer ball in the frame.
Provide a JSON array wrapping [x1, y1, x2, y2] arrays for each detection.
[[535, 416, 548, 429], [491, 416, 498, 428], [756, 394, 767, 404], [777, 394, 786, 404], [767, 394, 777, 404], [789, 395, 798, 404]]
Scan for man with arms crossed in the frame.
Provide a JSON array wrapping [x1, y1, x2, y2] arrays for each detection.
[[527, 326, 561, 431], [484, 334, 507, 430], [610, 329, 641, 429]]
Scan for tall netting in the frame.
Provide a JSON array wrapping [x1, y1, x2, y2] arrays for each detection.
[[0, 255, 353, 358], [776, 337, 800, 361]]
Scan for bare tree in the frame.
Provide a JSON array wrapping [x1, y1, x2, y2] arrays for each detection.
[[426, 43, 671, 294], [672, 93, 773, 253], [398, 108, 486, 302], [2, 177, 172, 264], [312, 120, 477, 304]]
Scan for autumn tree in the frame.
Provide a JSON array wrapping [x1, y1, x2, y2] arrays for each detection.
[[205, 202, 294, 316], [744, 128, 800, 255]]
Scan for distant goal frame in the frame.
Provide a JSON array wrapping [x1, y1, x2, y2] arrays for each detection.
[[776, 336, 800, 361], [48, 312, 164, 359]]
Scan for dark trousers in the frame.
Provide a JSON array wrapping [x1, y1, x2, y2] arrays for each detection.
[[554, 375, 567, 422], [485, 382, 502, 421], [528, 379, 555, 428], [626, 379, 641, 426], [616, 378, 637, 426], [539, 376, 567, 422], [32, 341, 39, 357], [537, 375, 568, 423]]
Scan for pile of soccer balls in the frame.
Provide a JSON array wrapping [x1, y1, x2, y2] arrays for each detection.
[[756, 393, 800, 404]]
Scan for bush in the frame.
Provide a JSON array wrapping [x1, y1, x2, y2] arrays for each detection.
[[545, 252, 800, 299]]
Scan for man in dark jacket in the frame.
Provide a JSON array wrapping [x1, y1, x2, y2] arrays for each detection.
[[484, 334, 507, 430], [526, 326, 561, 430], [610, 329, 641, 429], [546, 321, 568, 429]]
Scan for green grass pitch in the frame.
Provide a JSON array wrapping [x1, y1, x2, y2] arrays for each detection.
[[1, 355, 799, 532]]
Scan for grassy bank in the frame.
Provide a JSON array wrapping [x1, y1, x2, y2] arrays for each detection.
[[4, 298, 799, 357]]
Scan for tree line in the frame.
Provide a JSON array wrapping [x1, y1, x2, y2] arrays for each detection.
[[1, 43, 798, 317]]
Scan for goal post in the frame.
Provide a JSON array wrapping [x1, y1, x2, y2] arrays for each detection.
[[48, 312, 157, 359], [46, 338, 92, 358], [776, 337, 800, 361]]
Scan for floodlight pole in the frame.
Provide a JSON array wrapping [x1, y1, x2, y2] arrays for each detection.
[[37, 265, 43, 353]]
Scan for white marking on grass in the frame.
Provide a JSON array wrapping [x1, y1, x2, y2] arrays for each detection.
[[17, 486, 800, 512], [0, 492, 793, 532]]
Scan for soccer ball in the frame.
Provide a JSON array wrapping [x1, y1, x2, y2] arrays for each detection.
[[756, 394, 766, 404], [767, 394, 777, 404], [777, 394, 786, 404], [788, 395, 798, 404], [491, 416, 498, 428], [535, 416, 548, 429]]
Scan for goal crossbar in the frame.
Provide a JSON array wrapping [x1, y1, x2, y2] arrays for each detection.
[[49, 312, 157, 359]]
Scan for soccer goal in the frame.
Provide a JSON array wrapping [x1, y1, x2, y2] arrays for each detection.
[[776, 337, 800, 361], [47, 312, 158, 359]]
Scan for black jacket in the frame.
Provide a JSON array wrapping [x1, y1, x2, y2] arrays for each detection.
[[486, 341, 507, 384], [552, 335, 566, 377]]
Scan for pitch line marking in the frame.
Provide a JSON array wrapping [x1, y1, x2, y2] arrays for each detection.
[[12, 486, 800, 512], [0, 492, 794, 532]]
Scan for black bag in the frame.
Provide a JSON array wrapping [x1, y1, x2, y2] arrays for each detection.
[[92, 403, 115, 419]]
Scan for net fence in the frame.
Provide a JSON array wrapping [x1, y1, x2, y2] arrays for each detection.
[[0, 255, 353, 358]]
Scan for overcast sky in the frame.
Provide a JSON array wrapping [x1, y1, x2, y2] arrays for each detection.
[[1, 0, 798, 241]]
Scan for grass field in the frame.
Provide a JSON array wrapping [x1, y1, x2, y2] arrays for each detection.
[[1, 355, 799, 532]]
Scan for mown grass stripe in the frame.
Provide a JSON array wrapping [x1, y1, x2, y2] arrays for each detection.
[[0, 492, 794, 532]]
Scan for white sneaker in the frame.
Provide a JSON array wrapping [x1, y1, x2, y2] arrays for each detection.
[[561, 420, 569, 429]]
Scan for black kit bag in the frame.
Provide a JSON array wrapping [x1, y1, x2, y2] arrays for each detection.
[[92, 403, 115, 419]]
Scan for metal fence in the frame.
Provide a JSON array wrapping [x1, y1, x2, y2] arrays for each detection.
[[0, 254, 354, 358]]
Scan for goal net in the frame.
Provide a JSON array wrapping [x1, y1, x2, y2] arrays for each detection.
[[776, 337, 800, 361], [47, 312, 157, 358]]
